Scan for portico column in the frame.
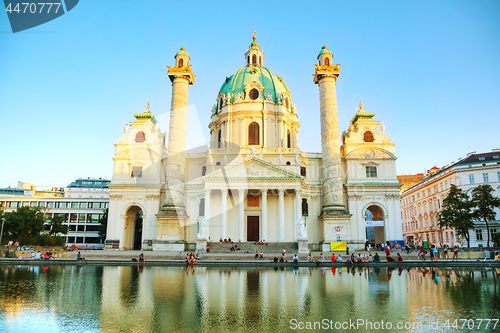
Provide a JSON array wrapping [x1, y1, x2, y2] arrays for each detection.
[[262, 189, 268, 241], [278, 189, 285, 242], [204, 189, 211, 237], [238, 189, 245, 242], [295, 188, 301, 222], [221, 189, 228, 239]]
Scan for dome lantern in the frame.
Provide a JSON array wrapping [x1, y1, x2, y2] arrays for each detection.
[[245, 31, 264, 67]]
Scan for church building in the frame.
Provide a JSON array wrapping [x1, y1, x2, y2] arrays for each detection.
[[106, 34, 403, 252]]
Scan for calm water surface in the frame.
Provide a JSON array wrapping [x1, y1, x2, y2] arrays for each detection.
[[0, 265, 499, 332]]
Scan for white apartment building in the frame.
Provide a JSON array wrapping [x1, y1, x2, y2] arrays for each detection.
[[401, 149, 500, 248]]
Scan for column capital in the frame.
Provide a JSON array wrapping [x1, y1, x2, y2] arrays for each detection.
[[221, 188, 228, 195], [261, 189, 268, 195], [278, 189, 285, 195], [238, 189, 245, 195], [204, 189, 211, 195]]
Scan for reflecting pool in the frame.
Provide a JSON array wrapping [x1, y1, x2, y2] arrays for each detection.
[[0, 265, 499, 332]]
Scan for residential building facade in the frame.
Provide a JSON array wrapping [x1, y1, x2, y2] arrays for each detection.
[[401, 150, 500, 247]]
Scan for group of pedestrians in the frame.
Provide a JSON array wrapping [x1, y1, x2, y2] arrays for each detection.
[[418, 244, 459, 261]]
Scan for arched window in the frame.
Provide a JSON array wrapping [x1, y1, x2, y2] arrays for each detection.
[[287, 129, 291, 148], [247, 56, 250, 65], [135, 131, 145, 143], [252, 54, 257, 65], [324, 57, 329, 66], [218, 130, 222, 148], [178, 58, 184, 68], [363, 131, 374, 142], [285, 98, 289, 109], [249, 88, 259, 100], [248, 122, 259, 145], [259, 56, 262, 66]]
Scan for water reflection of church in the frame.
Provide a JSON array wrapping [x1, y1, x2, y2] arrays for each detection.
[[105, 34, 403, 251]]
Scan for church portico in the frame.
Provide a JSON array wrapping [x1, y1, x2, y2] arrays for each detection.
[[199, 169, 304, 244]]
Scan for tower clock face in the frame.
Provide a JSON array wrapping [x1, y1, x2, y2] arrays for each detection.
[[365, 150, 376, 158]]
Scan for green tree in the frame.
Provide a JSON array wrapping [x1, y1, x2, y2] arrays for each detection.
[[470, 184, 500, 248], [5, 206, 46, 244], [98, 208, 108, 240], [49, 214, 69, 235], [438, 185, 474, 249]]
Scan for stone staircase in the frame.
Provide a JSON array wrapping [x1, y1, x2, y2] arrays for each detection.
[[207, 242, 298, 254]]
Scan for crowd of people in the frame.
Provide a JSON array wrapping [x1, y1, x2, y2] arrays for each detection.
[[185, 253, 199, 265]]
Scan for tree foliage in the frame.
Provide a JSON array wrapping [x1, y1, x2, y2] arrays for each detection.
[[438, 185, 474, 249], [98, 208, 108, 240], [4, 206, 46, 244], [49, 214, 69, 235], [470, 184, 500, 248]]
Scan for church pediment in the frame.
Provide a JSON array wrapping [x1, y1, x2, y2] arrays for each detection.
[[203, 157, 302, 180], [345, 147, 395, 160]]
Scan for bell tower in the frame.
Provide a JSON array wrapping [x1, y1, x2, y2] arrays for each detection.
[[156, 47, 195, 251]]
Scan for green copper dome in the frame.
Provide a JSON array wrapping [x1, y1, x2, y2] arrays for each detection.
[[175, 46, 189, 58], [317, 45, 332, 58], [219, 66, 290, 104]]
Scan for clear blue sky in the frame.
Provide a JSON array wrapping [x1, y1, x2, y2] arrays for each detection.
[[1, 0, 499, 187]]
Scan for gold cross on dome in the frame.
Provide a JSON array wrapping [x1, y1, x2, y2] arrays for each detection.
[[253, 30, 256, 41]]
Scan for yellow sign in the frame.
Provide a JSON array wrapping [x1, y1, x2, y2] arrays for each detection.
[[330, 242, 347, 252]]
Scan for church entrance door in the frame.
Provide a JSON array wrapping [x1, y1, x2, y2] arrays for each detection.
[[247, 216, 259, 242], [133, 213, 143, 250]]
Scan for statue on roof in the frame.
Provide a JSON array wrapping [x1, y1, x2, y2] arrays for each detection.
[[145, 102, 150, 113], [359, 101, 363, 111]]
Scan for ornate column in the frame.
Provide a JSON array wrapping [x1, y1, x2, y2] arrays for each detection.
[[221, 189, 228, 240], [314, 46, 353, 251], [156, 47, 195, 251], [162, 55, 195, 214], [278, 189, 285, 242], [261, 189, 268, 241], [313, 47, 345, 215], [295, 188, 301, 223], [238, 189, 245, 242]]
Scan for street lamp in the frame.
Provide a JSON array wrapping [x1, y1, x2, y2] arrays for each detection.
[[0, 217, 5, 246]]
